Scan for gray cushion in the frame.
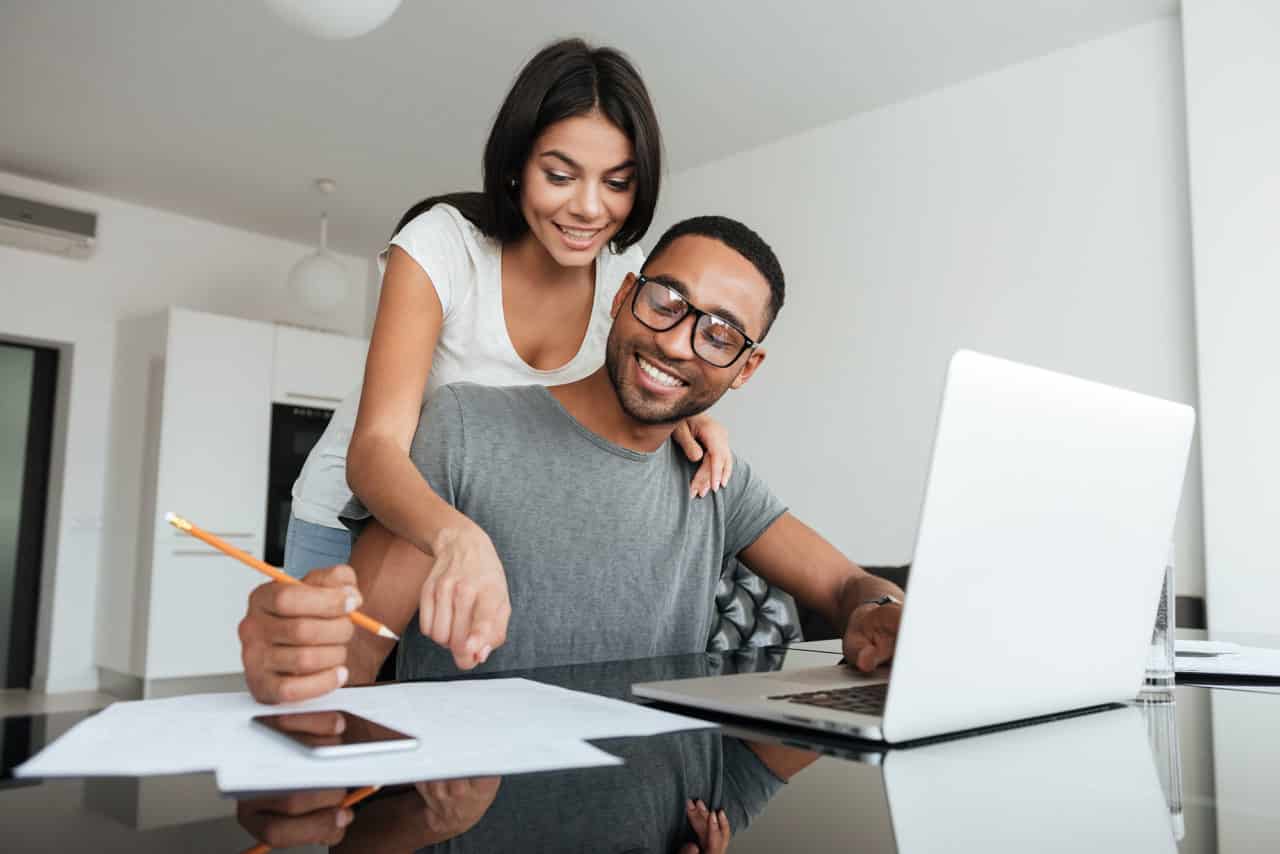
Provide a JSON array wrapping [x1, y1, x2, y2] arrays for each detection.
[[707, 558, 803, 651]]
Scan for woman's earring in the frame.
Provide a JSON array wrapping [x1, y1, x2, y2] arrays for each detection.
[[509, 177, 518, 190]]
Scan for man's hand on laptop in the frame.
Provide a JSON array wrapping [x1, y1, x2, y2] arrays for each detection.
[[239, 564, 359, 704], [842, 595, 902, 673], [419, 522, 512, 670]]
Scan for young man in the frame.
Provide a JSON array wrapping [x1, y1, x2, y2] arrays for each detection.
[[239, 216, 903, 704]]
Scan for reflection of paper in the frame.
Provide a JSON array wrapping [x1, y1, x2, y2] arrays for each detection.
[[16, 678, 715, 790], [217, 735, 621, 792], [1176, 644, 1280, 678]]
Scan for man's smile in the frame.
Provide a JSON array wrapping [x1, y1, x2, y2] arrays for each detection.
[[635, 354, 689, 390]]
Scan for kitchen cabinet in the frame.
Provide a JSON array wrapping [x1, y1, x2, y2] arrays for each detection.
[[105, 308, 366, 688], [272, 323, 367, 408], [144, 308, 273, 678]]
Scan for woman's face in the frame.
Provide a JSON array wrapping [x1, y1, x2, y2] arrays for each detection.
[[519, 110, 637, 267]]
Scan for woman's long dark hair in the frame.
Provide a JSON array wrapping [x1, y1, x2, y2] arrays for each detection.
[[392, 38, 662, 252]]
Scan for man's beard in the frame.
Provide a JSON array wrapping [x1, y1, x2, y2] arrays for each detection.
[[604, 328, 724, 425]]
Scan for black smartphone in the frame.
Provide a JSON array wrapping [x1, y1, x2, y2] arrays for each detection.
[[251, 709, 419, 758]]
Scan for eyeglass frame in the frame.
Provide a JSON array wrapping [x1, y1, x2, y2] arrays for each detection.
[[629, 274, 758, 368]]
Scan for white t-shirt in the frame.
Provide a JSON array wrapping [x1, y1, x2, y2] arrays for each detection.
[[292, 203, 645, 528]]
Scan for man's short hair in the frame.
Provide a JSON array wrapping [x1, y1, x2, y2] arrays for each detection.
[[642, 216, 786, 339]]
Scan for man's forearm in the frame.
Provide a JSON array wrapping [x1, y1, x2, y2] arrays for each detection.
[[334, 790, 464, 850], [835, 570, 906, 635], [745, 741, 820, 782], [345, 520, 439, 684], [736, 513, 902, 632]]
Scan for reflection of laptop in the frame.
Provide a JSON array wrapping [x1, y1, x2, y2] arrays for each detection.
[[633, 350, 1195, 743], [884, 706, 1176, 853]]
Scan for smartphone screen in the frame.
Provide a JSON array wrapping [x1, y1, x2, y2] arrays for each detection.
[[251, 710, 419, 758]]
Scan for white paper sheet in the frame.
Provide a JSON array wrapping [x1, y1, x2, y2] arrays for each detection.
[[1176, 642, 1280, 678], [216, 678, 715, 791], [16, 678, 716, 791], [15, 691, 267, 777], [1175, 639, 1242, 656]]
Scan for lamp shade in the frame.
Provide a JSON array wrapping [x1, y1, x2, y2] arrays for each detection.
[[288, 250, 348, 313], [265, 0, 402, 40]]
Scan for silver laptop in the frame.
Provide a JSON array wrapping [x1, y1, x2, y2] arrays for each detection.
[[633, 350, 1195, 743]]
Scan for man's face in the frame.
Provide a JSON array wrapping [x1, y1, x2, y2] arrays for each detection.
[[605, 234, 770, 425]]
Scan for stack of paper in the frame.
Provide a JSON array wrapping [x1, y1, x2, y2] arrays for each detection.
[[1176, 640, 1280, 678], [16, 678, 716, 792]]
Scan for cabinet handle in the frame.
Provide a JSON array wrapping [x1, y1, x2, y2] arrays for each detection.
[[284, 392, 343, 404]]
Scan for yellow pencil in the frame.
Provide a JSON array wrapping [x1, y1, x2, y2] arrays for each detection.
[[240, 784, 381, 854], [165, 512, 397, 641]]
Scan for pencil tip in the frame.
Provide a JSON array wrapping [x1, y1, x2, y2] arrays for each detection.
[[165, 512, 191, 531], [379, 626, 399, 640]]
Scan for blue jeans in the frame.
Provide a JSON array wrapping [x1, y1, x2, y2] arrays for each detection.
[[283, 513, 353, 579]]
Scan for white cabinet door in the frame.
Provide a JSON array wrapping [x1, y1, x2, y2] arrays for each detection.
[[145, 308, 273, 678], [272, 324, 368, 407]]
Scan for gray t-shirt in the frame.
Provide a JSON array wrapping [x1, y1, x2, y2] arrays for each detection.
[[341, 383, 787, 679]]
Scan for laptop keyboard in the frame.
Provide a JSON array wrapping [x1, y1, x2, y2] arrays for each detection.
[[768, 683, 889, 715]]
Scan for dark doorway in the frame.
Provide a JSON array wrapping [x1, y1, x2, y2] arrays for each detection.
[[0, 341, 58, 690]]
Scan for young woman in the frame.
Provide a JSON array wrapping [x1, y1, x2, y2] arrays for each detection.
[[284, 39, 734, 660]]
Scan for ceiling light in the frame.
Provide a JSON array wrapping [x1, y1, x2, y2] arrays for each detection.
[[265, 0, 403, 40], [288, 179, 349, 316]]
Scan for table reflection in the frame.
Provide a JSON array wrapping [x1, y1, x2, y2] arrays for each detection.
[[235, 730, 819, 852], [884, 705, 1176, 854], [234, 701, 1183, 854], [13, 644, 1280, 852], [232, 645, 1191, 854], [234, 648, 821, 852], [1138, 695, 1185, 842]]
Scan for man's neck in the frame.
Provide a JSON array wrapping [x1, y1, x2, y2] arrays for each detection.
[[547, 368, 677, 453]]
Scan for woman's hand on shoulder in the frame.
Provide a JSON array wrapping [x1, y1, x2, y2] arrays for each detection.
[[675, 413, 733, 499]]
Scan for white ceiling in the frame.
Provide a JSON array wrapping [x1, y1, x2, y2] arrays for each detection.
[[0, 1, 1177, 256]]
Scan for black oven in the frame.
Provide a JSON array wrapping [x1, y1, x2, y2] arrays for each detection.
[[264, 404, 334, 567]]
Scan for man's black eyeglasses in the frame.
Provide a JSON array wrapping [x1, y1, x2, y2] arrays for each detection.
[[630, 275, 756, 368]]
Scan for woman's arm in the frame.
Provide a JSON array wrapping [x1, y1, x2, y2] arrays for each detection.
[[346, 245, 458, 549], [346, 246, 509, 670]]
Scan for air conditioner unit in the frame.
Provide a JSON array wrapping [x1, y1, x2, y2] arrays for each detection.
[[0, 192, 97, 259]]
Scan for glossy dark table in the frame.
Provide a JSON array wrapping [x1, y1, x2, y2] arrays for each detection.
[[2, 640, 1277, 853]]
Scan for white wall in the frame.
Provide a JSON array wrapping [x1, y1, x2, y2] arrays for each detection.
[[1181, 0, 1280, 634], [0, 170, 374, 692], [654, 19, 1205, 597]]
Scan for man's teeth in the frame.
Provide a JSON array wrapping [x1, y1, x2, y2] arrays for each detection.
[[558, 225, 599, 240], [638, 357, 684, 388]]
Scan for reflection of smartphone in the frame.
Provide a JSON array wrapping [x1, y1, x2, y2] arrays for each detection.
[[251, 710, 419, 758]]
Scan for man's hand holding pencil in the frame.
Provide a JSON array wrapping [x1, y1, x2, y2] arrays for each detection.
[[167, 513, 399, 705], [239, 564, 364, 703]]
